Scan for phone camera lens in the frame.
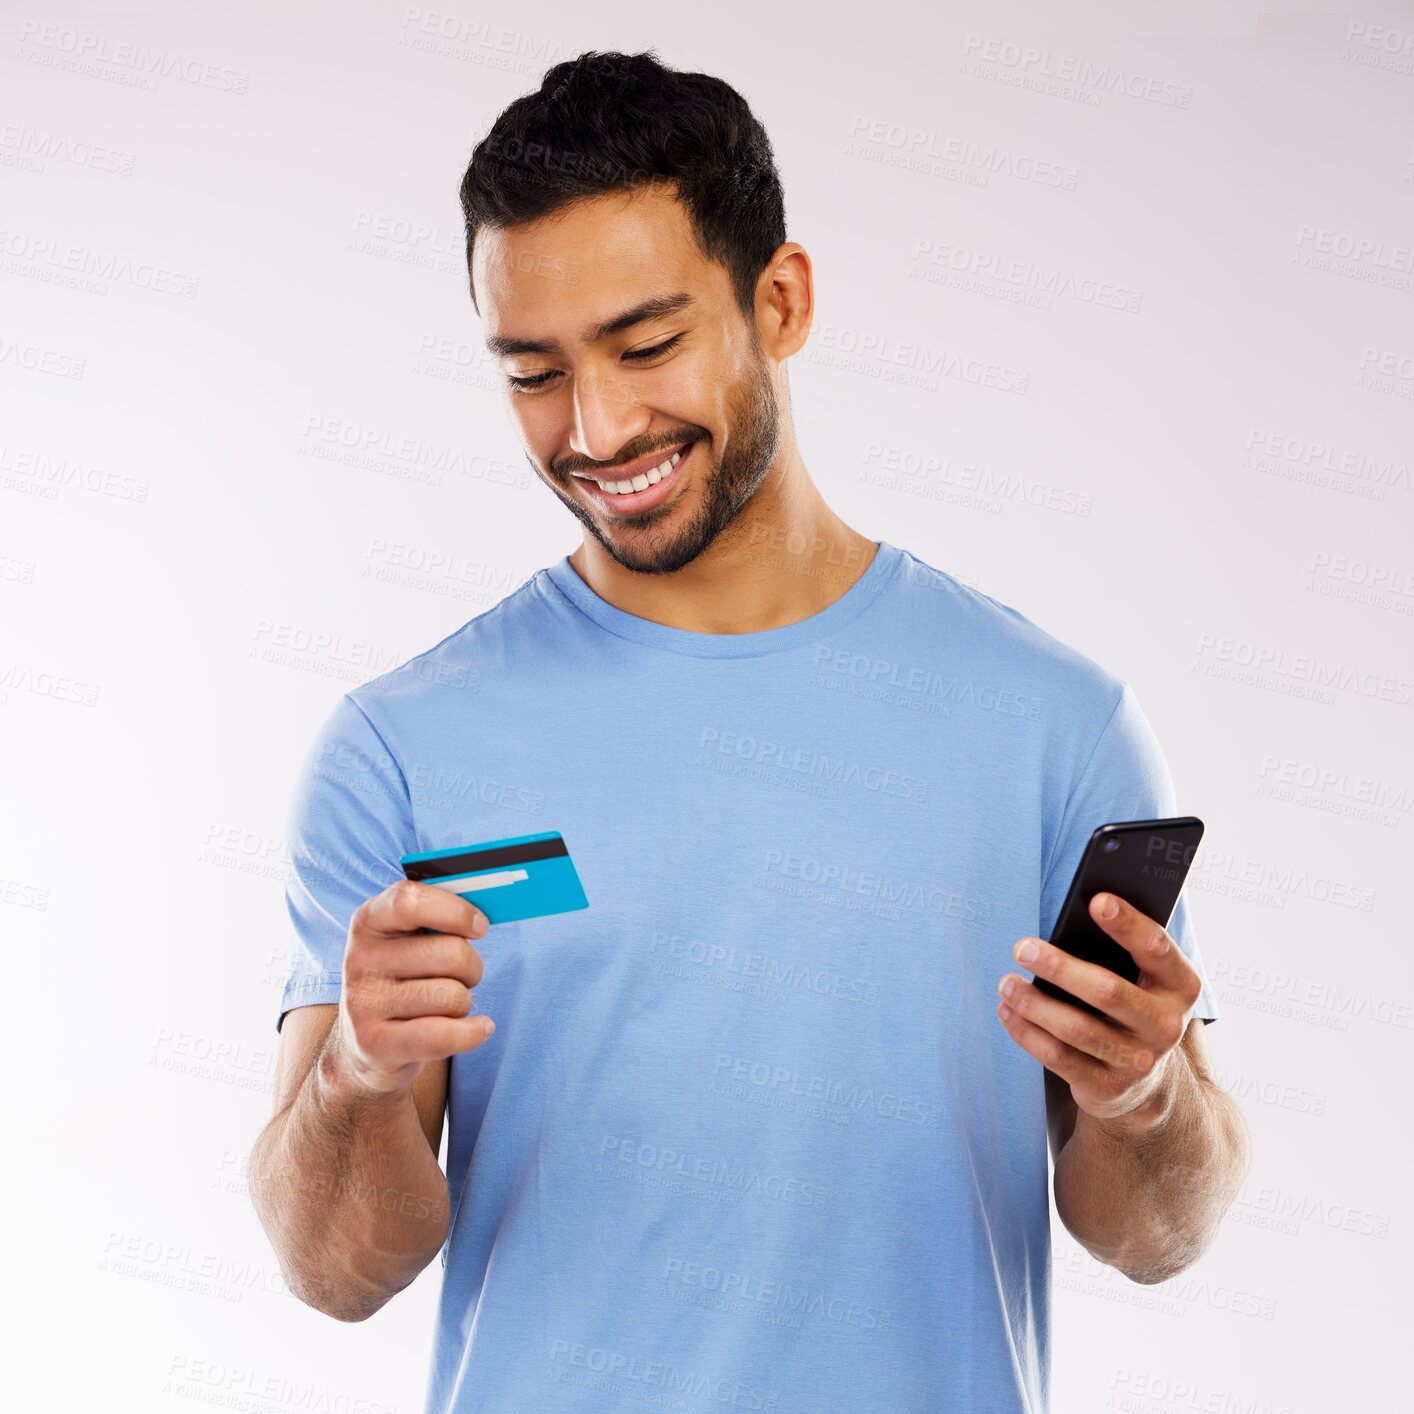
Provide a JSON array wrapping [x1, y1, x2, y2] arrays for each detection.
[[1103, 838, 1120, 852]]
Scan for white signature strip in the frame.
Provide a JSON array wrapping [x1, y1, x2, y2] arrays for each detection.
[[427, 868, 529, 892]]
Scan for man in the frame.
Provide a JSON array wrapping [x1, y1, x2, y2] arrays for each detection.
[[250, 50, 1251, 1414]]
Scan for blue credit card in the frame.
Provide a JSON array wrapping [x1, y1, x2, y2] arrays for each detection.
[[399, 830, 588, 924]]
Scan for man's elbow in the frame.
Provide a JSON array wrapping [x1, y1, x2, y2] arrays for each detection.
[[1116, 1246, 1204, 1286], [1117, 1100, 1255, 1287], [284, 1267, 393, 1323], [1221, 1095, 1255, 1192]]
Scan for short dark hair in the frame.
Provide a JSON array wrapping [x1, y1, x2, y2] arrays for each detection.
[[458, 50, 787, 320]]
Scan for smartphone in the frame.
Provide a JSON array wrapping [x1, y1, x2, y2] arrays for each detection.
[[1032, 816, 1204, 1018]]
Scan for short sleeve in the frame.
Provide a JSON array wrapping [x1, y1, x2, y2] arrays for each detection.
[[277, 692, 417, 1033], [1039, 682, 1220, 1024]]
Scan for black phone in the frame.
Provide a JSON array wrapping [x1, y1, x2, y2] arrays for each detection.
[[1033, 816, 1204, 1018]]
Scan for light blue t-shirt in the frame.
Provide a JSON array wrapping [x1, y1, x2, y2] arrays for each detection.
[[278, 538, 1219, 1414]]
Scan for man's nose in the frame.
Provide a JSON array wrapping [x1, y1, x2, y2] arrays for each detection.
[[568, 366, 650, 464]]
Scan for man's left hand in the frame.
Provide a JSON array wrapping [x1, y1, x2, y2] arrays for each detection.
[[996, 892, 1205, 1126]]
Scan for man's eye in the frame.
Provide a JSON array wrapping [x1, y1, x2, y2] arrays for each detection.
[[622, 333, 683, 362], [505, 334, 683, 392]]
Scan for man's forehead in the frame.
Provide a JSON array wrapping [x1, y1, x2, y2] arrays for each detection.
[[478, 182, 686, 258], [472, 184, 708, 323]]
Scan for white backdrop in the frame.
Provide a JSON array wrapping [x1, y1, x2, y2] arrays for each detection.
[[4, 2, 1411, 1410]]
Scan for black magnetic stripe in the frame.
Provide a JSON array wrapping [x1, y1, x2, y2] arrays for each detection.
[[403, 835, 568, 880]]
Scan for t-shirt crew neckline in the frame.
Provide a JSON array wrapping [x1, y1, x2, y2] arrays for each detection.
[[542, 539, 902, 659]]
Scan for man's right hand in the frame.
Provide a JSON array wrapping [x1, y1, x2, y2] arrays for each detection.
[[327, 879, 494, 1097]]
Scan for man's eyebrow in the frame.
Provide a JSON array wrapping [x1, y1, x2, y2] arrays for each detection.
[[485, 291, 695, 358]]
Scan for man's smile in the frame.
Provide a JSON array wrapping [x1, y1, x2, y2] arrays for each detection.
[[569, 440, 694, 515]]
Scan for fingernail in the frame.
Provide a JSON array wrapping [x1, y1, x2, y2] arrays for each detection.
[[1017, 939, 1038, 964], [1097, 894, 1118, 919]]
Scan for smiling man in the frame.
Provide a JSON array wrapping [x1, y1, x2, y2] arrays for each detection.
[[471, 128, 875, 624], [251, 49, 1252, 1414]]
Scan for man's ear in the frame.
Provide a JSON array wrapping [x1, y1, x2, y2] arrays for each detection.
[[755, 244, 813, 360]]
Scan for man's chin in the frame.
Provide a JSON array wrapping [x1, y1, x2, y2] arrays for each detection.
[[592, 526, 701, 576], [583, 498, 722, 576]]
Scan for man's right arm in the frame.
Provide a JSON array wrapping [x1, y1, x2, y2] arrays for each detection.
[[248, 882, 494, 1322]]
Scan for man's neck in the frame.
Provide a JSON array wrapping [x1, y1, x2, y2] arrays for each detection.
[[565, 455, 877, 635]]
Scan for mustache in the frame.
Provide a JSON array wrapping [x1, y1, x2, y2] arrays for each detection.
[[552, 433, 704, 480]]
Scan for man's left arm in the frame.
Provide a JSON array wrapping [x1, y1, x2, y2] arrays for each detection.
[[997, 891, 1254, 1285]]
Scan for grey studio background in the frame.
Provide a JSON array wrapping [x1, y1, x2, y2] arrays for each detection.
[[4, 2, 1411, 1411]]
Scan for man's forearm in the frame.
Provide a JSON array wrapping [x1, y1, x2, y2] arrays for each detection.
[[1052, 1043, 1252, 1284], [249, 1037, 451, 1322]]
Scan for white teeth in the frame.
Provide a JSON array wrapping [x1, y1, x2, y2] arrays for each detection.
[[594, 447, 683, 494]]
